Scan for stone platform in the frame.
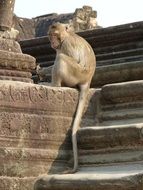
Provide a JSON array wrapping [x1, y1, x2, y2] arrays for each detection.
[[0, 80, 97, 190]]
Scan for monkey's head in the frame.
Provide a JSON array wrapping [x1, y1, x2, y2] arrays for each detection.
[[48, 22, 71, 49]]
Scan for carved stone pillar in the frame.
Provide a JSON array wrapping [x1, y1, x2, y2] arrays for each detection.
[[0, 0, 15, 31], [0, 0, 36, 83]]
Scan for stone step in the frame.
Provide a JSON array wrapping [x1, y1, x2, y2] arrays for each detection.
[[101, 80, 143, 103], [78, 124, 143, 165], [99, 108, 143, 125], [34, 163, 143, 190], [101, 101, 143, 125], [95, 41, 143, 54], [93, 60, 143, 87], [79, 21, 143, 39], [98, 80, 143, 124], [97, 47, 143, 61], [97, 54, 143, 66]]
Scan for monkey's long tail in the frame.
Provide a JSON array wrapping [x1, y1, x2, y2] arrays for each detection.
[[72, 84, 89, 173]]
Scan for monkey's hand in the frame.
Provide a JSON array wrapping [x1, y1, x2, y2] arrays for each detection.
[[36, 64, 44, 81]]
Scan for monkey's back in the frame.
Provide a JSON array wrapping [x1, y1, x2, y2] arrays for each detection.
[[61, 33, 96, 72]]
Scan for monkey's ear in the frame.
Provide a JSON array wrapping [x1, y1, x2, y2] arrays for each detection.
[[65, 24, 70, 32], [65, 24, 74, 33], [65, 25, 69, 31]]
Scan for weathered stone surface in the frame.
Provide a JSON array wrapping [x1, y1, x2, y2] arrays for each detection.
[[0, 0, 15, 30], [0, 50, 36, 82], [0, 69, 32, 78], [0, 81, 97, 179], [0, 50, 35, 70], [72, 6, 98, 32], [0, 176, 35, 190], [0, 38, 21, 52], [13, 14, 35, 41]]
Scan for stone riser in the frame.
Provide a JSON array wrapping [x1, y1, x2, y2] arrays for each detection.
[[99, 109, 143, 125], [97, 47, 143, 61], [102, 101, 143, 111], [78, 125, 143, 148], [77, 123, 143, 166], [97, 54, 143, 66], [79, 149, 143, 166], [95, 41, 143, 54]]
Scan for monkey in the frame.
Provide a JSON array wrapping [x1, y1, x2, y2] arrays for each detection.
[[47, 22, 96, 173]]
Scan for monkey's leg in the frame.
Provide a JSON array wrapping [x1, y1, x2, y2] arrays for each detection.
[[54, 53, 87, 87], [51, 64, 62, 87]]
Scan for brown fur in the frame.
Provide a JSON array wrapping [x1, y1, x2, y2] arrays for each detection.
[[48, 22, 96, 173]]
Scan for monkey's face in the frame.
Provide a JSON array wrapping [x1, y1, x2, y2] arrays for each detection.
[[48, 23, 68, 49]]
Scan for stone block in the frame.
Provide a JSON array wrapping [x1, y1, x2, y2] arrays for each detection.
[[0, 81, 97, 178]]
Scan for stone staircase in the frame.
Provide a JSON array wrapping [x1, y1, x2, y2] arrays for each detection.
[[34, 80, 143, 190], [1, 22, 143, 190]]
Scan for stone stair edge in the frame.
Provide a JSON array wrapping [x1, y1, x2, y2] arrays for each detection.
[[34, 162, 143, 190], [101, 80, 143, 102]]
